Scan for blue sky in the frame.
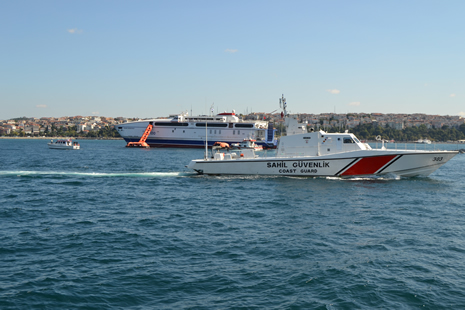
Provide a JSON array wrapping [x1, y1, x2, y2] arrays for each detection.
[[1, 0, 464, 119]]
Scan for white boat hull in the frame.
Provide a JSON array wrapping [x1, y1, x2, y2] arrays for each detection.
[[48, 144, 80, 150], [187, 150, 458, 177], [48, 140, 80, 150]]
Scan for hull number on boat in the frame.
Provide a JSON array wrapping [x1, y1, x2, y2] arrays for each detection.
[[433, 157, 443, 161]]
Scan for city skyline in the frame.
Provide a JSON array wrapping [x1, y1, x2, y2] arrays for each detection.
[[2, 0, 464, 120], [2, 110, 464, 137], [2, 108, 465, 122]]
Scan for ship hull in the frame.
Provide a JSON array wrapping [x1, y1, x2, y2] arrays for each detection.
[[121, 137, 276, 149]]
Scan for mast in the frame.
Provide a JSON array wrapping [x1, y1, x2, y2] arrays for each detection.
[[205, 103, 214, 159], [205, 120, 208, 159], [279, 94, 287, 117]]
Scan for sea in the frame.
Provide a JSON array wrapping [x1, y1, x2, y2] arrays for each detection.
[[1, 138, 465, 309]]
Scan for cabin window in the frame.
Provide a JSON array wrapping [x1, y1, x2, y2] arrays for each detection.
[[196, 123, 227, 127], [344, 138, 355, 143], [238, 130, 240, 135], [233, 130, 235, 135], [235, 123, 254, 128], [155, 122, 188, 127], [214, 130, 217, 134]]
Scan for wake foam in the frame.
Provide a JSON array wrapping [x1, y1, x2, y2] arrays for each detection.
[[0, 171, 195, 178], [326, 174, 401, 181]]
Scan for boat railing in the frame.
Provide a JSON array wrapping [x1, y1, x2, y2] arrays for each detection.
[[372, 142, 456, 152]]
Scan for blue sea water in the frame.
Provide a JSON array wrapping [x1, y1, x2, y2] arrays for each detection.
[[1, 138, 465, 309]]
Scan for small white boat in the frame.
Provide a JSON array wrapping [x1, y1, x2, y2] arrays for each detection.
[[187, 95, 458, 178], [416, 139, 432, 144], [48, 139, 80, 150]]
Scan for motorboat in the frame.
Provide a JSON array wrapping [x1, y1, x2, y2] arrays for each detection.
[[48, 139, 80, 150], [416, 139, 432, 144], [230, 139, 264, 151], [186, 95, 458, 177]]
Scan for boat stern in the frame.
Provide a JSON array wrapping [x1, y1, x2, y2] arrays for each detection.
[[187, 159, 204, 174]]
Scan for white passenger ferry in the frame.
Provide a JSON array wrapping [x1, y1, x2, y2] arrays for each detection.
[[187, 95, 458, 177], [116, 110, 277, 149], [48, 139, 80, 150]]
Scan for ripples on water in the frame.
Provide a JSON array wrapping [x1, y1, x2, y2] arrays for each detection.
[[1, 139, 465, 309]]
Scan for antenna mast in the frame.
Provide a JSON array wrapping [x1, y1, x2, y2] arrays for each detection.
[[279, 94, 287, 117]]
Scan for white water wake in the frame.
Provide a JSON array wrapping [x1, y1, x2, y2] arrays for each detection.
[[0, 171, 195, 177], [325, 174, 401, 181]]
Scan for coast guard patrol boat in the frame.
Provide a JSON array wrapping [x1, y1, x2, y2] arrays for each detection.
[[187, 95, 458, 177], [117, 109, 277, 149]]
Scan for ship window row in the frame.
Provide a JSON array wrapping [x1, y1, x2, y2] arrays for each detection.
[[187, 118, 216, 121], [195, 123, 254, 128], [154, 122, 189, 127], [151, 122, 255, 128], [234, 124, 254, 128], [195, 123, 228, 127]]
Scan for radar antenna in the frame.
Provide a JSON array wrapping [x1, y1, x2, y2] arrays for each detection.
[[209, 103, 214, 117]]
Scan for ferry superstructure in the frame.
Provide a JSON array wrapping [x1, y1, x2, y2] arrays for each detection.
[[116, 111, 277, 149]]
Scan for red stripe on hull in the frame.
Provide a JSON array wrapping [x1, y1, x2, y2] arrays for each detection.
[[341, 155, 397, 176]]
